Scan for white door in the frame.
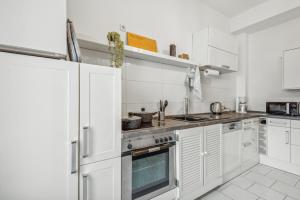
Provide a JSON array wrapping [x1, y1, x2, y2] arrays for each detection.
[[176, 127, 204, 200], [223, 130, 242, 176], [203, 124, 222, 186], [0, 0, 66, 55], [80, 157, 121, 200], [80, 63, 121, 165], [0, 52, 78, 200], [283, 48, 300, 89], [268, 126, 290, 162]]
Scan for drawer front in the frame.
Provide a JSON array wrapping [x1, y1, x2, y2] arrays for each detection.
[[291, 128, 300, 146], [267, 118, 290, 127], [291, 120, 300, 129], [291, 145, 300, 165]]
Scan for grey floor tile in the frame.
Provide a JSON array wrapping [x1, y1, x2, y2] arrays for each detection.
[[201, 191, 232, 200], [251, 164, 273, 175], [285, 196, 297, 200], [271, 181, 300, 200], [244, 171, 276, 187], [266, 170, 299, 186], [231, 176, 255, 189], [248, 183, 286, 200], [296, 181, 300, 189], [220, 184, 258, 200]]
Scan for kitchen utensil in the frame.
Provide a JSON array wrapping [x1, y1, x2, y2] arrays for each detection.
[[122, 115, 142, 130], [210, 102, 223, 114], [130, 108, 157, 123], [158, 111, 165, 121], [163, 100, 168, 111]]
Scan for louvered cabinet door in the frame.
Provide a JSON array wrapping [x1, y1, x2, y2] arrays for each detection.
[[203, 124, 222, 186], [177, 127, 204, 200]]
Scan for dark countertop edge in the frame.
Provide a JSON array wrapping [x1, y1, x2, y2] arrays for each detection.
[[122, 112, 300, 139], [122, 113, 262, 139]]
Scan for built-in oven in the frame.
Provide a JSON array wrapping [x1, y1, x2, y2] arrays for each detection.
[[122, 131, 176, 200], [266, 102, 300, 116]]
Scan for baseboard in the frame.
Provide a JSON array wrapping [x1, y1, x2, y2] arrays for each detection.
[[260, 155, 300, 176]]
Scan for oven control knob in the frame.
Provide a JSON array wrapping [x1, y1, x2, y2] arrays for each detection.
[[169, 136, 173, 141], [164, 137, 168, 142], [155, 139, 159, 144], [159, 138, 164, 143], [127, 144, 133, 149]]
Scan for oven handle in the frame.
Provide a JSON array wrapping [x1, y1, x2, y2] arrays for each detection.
[[132, 143, 174, 157]]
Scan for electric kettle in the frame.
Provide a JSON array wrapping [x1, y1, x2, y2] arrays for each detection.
[[210, 102, 223, 114]]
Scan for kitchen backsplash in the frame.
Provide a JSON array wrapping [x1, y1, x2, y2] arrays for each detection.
[[81, 48, 237, 117]]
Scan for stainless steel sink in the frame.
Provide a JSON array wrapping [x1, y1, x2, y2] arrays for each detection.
[[171, 114, 231, 122], [172, 116, 211, 122]]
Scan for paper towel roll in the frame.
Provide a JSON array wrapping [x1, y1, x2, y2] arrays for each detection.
[[204, 69, 220, 77]]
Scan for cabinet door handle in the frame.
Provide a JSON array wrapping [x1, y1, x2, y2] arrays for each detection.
[[82, 126, 89, 158], [71, 140, 78, 174], [83, 174, 88, 200], [285, 131, 290, 144], [243, 142, 252, 147], [221, 65, 230, 69]]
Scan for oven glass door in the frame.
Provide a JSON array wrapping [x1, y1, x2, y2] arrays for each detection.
[[132, 148, 169, 199]]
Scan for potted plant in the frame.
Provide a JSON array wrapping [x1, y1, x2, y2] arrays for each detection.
[[107, 32, 124, 68]]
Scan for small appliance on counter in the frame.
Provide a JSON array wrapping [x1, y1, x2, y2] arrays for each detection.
[[236, 97, 248, 113], [122, 114, 142, 131], [266, 102, 300, 116], [129, 108, 157, 123], [210, 102, 223, 114]]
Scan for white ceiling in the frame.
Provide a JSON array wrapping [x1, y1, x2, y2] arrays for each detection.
[[201, 0, 269, 17]]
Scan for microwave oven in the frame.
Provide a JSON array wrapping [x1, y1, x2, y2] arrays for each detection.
[[266, 102, 300, 116]]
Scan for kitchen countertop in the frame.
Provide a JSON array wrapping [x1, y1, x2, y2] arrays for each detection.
[[122, 112, 262, 139], [122, 112, 300, 139]]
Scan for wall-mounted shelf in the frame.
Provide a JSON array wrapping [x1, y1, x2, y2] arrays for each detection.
[[77, 34, 199, 68]]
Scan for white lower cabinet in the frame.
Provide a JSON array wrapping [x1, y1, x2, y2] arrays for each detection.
[[176, 124, 222, 200], [80, 157, 121, 200], [291, 127, 300, 165], [260, 118, 300, 176], [241, 119, 259, 172], [267, 125, 290, 162]]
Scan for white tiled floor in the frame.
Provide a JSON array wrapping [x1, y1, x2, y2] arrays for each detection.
[[200, 164, 300, 200]]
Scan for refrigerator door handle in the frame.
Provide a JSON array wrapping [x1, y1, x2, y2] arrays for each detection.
[[83, 174, 89, 200], [71, 140, 78, 174], [82, 126, 89, 158]]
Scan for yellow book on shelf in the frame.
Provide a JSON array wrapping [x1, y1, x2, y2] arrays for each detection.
[[127, 32, 158, 52]]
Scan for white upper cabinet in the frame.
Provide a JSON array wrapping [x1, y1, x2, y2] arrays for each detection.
[[208, 28, 238, 54], [80, 63, 121, 165], [0, 0, 66, 56], [193, 27, 238, 72], [283, 48, 300, 89]]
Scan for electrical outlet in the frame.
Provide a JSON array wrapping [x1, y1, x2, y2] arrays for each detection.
[[120, 24, 126, 32]]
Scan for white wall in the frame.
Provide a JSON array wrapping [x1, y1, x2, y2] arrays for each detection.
[[247, 17, 300, 111], [68, 0, 237, 116], [68, 0, 230, 56]]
